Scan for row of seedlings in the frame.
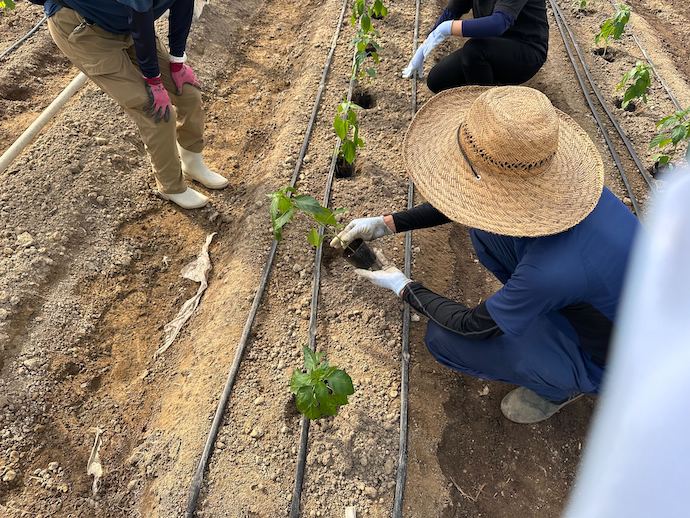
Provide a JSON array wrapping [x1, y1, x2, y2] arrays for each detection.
[[587, 2, 689, 173]]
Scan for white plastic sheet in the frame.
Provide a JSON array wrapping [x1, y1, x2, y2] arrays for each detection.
[[155, 233, 216, 358], [565, 173, 690, 518]]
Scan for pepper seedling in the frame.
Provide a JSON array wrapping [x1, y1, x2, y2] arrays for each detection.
[[334, 100, 364, 166], [650, 107, 690, 168], [369, 0, 389, 19], [290, 346, 355, 420], [595, 3, 631, 53], [268, 186, 345, 247], [353, 30, 381, 80], [616, 61, 652, 110], [0, 0, 16, 10]]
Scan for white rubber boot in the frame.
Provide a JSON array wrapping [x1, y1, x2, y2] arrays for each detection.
[[159, 187, 209, 209], [178, 145, 229, 189]]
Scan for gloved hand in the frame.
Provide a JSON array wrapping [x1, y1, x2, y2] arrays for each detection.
[[144, 76, 171, 123], [170, 62, 201, 95], [330, 216, 392, 249], [355, 249, 412, 297], [402, 20, 454, 79]]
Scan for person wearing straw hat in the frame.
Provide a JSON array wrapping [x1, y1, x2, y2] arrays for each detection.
[[402, 0, 548, 93], [332, 86, 639, 424]]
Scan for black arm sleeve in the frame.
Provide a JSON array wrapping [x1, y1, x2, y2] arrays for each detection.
[[128, 8, 160, 78], [403, 282, 503, 340], [391, 203, 451, 233], [168, 0, 194, 58]]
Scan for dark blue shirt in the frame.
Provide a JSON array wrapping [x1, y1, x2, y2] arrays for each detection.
[[485, 188, 638, 364]]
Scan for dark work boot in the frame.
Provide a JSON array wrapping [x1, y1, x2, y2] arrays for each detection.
[[500, 387, 582, 424]]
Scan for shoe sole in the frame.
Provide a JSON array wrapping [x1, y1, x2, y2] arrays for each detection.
[[157, 191, 209, 209], [182, 171, 229, 190]]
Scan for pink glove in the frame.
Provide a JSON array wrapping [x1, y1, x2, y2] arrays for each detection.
[[144, 76, 171, 123], [170, 62, 201, 95]]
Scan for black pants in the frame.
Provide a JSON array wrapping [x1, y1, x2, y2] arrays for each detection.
[[427, 37, 547, 93]]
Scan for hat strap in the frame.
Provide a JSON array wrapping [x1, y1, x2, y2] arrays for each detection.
[[456, 124, 481, 180]]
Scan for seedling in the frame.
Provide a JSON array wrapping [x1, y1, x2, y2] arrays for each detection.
[[0, 0, 16, 10], [269, 186, 344, 247], [290, 346, 355, 420], [268, 187, 380, 269], [574, 0, 589, 11], [369, 0, 389, 19], [650, 107, 690, 168], [333, 100, 364, 165], [351, 0, 371, 30], [353, 30, 381, 79], [595, 3, 631, 52], [616, 61, 652, 110]]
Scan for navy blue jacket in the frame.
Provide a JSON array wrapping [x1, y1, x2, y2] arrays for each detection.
[[45, 0, 193, 78]]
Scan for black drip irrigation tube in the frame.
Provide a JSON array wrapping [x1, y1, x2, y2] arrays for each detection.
[[393, 0, 421, 516], [548, 0, 641, 214], [0, 14, 48, 61], [605, 0, 683, 111], [183, 0, 350, 515], [552, 0, 655, 192]]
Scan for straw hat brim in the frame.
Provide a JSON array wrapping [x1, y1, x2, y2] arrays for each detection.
[[403, 87, 605, 237]]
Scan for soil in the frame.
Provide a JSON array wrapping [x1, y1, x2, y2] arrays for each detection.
[[0, 0, 687, 517]]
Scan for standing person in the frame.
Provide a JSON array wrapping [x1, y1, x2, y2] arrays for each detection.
[[41, 0, 228, 209], [332, 86, 639, 424], [402, 0, 549, 93]]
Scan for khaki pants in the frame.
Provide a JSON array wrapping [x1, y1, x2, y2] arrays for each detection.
[[48, 7, 205, 194]]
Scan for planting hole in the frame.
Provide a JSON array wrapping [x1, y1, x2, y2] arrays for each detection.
[[592, 47, 616, 62], [614, 98, 636, 112], [335, 156, 357, 178], [352, 90, 376, 109]]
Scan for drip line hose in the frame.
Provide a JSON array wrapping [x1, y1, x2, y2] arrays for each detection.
[[553, 0, 655, 191], [393, 0, 421, 516], [604, 0, 683, 111], [289, 34, 360, 518], [183, 0, 351, 515], [0, 14, 48, 61], [548, 0, 641, 215]]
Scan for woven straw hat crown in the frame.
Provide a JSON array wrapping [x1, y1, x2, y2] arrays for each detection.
[[403, 85, 605, 237], [461, 88, 559, 179]]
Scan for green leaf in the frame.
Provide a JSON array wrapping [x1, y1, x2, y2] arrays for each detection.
[[649, 133, 671, 149], [314, 382, 339, 416], [295, 386, 321, 420], [361, 13, 372, 33], [293, 194, 323, 215], [333, 115, 347, 140], [307, 228, 323, 247], [303, 346, 318, 371], [671, 125, 687, 145], [326, 369, 355, 396], [290, 370, 312, 393], [342, 140, 356, 164]]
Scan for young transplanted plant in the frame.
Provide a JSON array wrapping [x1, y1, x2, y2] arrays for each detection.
[[595, 3, 631, 52], [334, 100, 364, 166], [616, 61, 652, 110], [650, 107, 690, 168], [269, 186, 344, 247], [290, 346, 355, 420], [0, 0, 16, 10]]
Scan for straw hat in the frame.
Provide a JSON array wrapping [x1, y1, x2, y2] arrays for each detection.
[[403, 86, 604, 237]]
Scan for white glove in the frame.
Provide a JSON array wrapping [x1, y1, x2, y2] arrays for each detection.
[[402, 20, 453, 79], [402, 42, 427, 79], [330, 216, 392, 249], [355, 250, 412, 297]]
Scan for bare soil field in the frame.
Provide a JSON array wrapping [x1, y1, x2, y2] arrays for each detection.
[[0, 0, 688, 517]]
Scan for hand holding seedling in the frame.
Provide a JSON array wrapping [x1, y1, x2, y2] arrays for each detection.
[[329, 216, 393, 249], [355, 249, 412, 296]]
